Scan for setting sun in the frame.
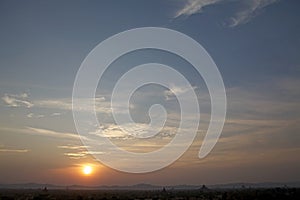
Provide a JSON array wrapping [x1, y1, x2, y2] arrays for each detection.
[[82, 165, 93, 175]]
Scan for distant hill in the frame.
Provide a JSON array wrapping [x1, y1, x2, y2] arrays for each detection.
[[209, 182, 300, 189], [0, 183, 62, 189], [0, 182, 299, 190]]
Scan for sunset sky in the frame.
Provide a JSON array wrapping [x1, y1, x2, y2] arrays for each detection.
[[0, 0, 299, 186]]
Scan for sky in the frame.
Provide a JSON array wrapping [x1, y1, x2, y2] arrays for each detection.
[[0, 0, 300, 186]]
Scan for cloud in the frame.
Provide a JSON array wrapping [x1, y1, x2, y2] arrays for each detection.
[[0, 126, 85, 141], [26, 113, 45, 118], [2, 93, 33, 108], [275, 77, 300, 97], [25, 127, 83, 140], [229, 0, 279, 27], [226, 79, 300, 119], [88, 122, 179, 141], [90, 124, 129, 139], [164, 85, 197, 101], [174, 0, 221, 18], [0, 149, 29, 153], [1, 92, 109, 115], [50, 112, 62, 117], [35, 99, 72, 110], [62, 152, 87, 159], [27, 112, 63, 118], [58, 144, 104, 159], [0, 145, 29, 153], [204, 119, 300, 164], [172, 0, 279, 27], [63, 151, 104, 159], [35, 97, 110, 114], [57, 144, 87, 150]]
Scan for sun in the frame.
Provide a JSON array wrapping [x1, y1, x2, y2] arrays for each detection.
[[82, 165, 93, 175]]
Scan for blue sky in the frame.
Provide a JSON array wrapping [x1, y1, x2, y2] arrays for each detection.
[[0, 0, 299, 185]]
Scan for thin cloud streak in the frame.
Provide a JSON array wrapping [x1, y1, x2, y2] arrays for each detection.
[[0, 126, 85, 141], [174, 0, 221, 18], [35, 97, 111, 114], [173, 0, 279, 27], [58, 144, 104, 159], [164, 85, 197, 101], [0, 144, 29, 153], [229, 0, 279, 27], [26, 127, 82, 140], [26, 113, 45, 118], [57, 144, 87, 150], [0, 149, 29, 153], [2, 93, 33, 108]]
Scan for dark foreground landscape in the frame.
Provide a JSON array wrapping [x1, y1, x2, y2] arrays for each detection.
[[0, 188, 299, 200]]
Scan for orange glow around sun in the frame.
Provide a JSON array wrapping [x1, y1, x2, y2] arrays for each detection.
[[82, 165, 93, 175]]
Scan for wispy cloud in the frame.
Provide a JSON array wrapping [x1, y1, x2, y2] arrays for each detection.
[[229, 0, 279, 27], [35, 97, 110, 114], [26, 113, 45, 118], [2, 93, 110, 116], [173, 0, 279, 27], [0, 149, 29, 153], [62, 152, 87, 159], [90, 124, 130, 139], [57, 144, 103, 159], [0, 126, 84, 141], [1, 93, 69, 118], [35, 99, 72, 110], [0, 145, 29, 153], [50, 112, 62, 117], [62, 151, 104, 159], [26, 127, 82, 140], [226, 78, 300, 119], [57, 144, 87, 150], [174, 0, 221, 18], [90, 123, 178, 140], [2, 93, 33, 108], [164, 85, 197, 101]]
